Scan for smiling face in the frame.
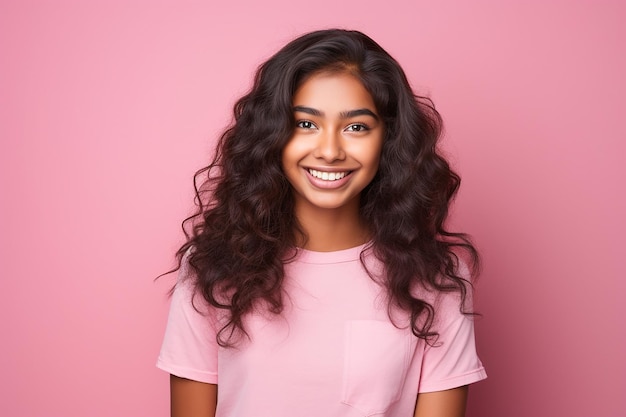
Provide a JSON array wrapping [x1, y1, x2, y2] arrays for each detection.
[[281, 71, 384, 220]]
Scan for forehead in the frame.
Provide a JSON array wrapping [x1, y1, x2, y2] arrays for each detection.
[[292, 72, 377, 114]]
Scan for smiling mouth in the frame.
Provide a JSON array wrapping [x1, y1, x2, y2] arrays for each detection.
[[307, 169, 351, 181]]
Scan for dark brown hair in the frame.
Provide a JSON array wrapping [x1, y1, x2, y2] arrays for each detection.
[[175, 29, 479, 346]]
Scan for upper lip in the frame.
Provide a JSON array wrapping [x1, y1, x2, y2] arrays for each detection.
[[304, 166, 354, 172]]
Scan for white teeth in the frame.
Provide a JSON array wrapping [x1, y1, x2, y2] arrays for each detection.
[[308, 169, 348, 181]]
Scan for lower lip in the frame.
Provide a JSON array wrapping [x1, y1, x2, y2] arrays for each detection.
[[305, 169, 353, 189]]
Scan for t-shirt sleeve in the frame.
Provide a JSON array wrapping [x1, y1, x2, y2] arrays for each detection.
[[417, 284, 487, 393], [156, 260, 219, 384]]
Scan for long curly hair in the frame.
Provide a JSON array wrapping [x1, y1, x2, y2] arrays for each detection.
[[175, 29, 479, 346]]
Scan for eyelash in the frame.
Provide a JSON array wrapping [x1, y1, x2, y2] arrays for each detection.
[[345, 123, 370, 132], [296, 120, 316, 129], [295, 120, 371, 132]]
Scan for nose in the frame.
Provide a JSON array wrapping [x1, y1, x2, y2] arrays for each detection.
[[313, 129, 346, 162]]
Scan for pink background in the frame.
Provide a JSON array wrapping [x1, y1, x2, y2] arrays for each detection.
[[1, 1, 624, 416]]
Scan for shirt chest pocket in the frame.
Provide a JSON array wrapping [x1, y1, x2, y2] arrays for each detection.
[[341, 320, 414, 416]]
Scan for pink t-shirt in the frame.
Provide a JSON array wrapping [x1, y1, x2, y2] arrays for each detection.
[[158, 244, 486, 416]]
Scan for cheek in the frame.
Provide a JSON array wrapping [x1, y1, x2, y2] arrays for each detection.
[[281, 142, 300, 180], [349, 142, 383, 168], [370, 137, 384, 167], [280, 141, 294, 168], [281, 138, 308, 167]]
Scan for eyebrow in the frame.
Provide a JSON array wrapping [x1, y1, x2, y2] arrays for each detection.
[[293, 106, 379, 121]]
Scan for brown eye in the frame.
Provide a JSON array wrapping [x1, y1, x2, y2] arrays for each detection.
[[297, 120, 315, 129], [346, 123, 369, 132]]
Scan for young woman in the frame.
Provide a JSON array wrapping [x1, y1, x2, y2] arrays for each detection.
[[158, 29, 486, 417]]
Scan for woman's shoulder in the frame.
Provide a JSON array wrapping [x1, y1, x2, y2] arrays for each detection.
[[412, 258, 475, 318]]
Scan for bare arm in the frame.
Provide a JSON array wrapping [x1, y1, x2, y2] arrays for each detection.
[[413, 385, 468, 417], [170, 375, 217, 417]]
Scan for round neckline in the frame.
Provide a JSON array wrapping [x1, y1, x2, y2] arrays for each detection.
[[292, 241, 371, 264]]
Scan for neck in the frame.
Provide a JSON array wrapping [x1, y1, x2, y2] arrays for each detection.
[[293, 200, 370, 252]]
